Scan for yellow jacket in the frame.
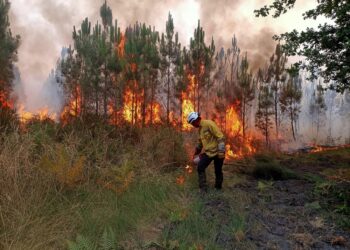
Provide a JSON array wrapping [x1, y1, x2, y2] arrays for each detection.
[[197, 120, 225, 158]]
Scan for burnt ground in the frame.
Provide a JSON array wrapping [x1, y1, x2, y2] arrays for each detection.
[[198, 176, 350, 249], [234, 178, 349, 249], [161, 149, 350, 249]]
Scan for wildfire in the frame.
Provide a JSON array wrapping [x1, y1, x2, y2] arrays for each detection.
[[309, 144, 350, 153], [181, 74, 196, 131], [225, 105, 242, 138], [107, 83, 162, 126], [60, 85, 82, 124], [17, 104, 57, 123], [0, 91, 14, 109], [176, 164, 194, 185], [216, 104, 256, 160], [122, 86, 142, 124], [117, 33, 125, 58], [145, 101, 161, 124]]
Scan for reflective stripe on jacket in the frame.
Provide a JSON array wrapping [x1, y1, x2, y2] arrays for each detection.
[[197, 119, 225, 158]]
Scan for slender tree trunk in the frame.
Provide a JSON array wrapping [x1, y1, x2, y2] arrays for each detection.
[[274, 83, 279, 140], [197, 74, 200, 113], [131, 88, 135, 126], [95, 86, 99, 116], [150, 73, 154, 125], [103, 67, 108, 118], [142, 87, 146, 127], [290, 103, 296, 141], [265, 106, 269, 147], [242, 97, 246, 140], [167, 66, 170, 125], [74, 83, 79, 117], [316, 108, 320, 142]]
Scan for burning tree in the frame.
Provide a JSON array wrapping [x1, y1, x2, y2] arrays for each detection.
[[235, 53, 255, 139], [160, 13, 180, 125], [60, 7, 124, 123], [0, 0, 20, 129], [188, 20, 214, 113]]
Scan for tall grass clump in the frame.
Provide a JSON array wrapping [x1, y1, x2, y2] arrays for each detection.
[[0, 129, 79, 249], [0, 119, 190, 249]]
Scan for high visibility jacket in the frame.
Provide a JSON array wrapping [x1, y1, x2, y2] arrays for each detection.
[[197, 120, 225, 158]]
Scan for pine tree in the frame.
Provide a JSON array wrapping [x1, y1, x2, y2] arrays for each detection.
[[160, 13, 180, 125], [213, 47, 228, 130], [255, 69, 274, 147], [279, 68, 302, 141], [269, 44, 287, 139], [235, 53, 255, 139], [0, 0, 20, 109], [189, 20, 209, 113], [309, 82, 327, 142]]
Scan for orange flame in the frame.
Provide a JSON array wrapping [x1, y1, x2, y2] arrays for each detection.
[[0, 91, 14, 110], [117, 33, 125, 58], [181, 74, 196, 131], [215, 104, 256, 160], [17, 104, 57, 123], [145, 101, 161, 125], [60, 85, 82, 124]]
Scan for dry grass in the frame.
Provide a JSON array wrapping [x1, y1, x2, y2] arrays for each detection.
[[0, 132, 79, 249], [0, 123, 189, 249]]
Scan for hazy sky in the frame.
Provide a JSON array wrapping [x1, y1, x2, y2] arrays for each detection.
[[9, 0, 322, 108]]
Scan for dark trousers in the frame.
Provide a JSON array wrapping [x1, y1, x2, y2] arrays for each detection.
[[197, 154, 224, 190]]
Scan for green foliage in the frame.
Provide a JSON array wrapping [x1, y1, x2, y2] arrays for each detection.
[[234, 53, 255, 138], [0, 0, 20, 129], [256, 0, 350, 92], [68, 235, 96, 250], [160, 13, 181, 124], [162, 199, 219, 249], [0, 0, 20, 92], [255, 82, 274, 147], [68, 228, 119, 250], [279, 71, 302, 140]]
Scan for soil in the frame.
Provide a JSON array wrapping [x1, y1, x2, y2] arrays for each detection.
[[235, 178, 350, 249], [164, 153, 350, 249]]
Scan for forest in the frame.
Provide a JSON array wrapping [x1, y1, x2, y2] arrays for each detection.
[[0, 0, 349, 249]]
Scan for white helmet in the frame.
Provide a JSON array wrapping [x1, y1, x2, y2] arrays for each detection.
[[187, 112, 200, 124]]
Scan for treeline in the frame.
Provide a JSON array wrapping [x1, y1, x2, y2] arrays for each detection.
[[0, 0, 20, 129], [57, 1, 311, 146], [1, 1, 331, 146]]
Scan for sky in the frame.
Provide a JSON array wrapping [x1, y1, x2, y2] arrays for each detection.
[[8, 0, 323, 109]]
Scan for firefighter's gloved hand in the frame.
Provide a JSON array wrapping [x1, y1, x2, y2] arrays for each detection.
[[193, 154, 201, 165], [218, 142, 225, 159]]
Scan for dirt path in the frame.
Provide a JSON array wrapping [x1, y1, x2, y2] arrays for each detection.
[[230, 176, 350, 249]]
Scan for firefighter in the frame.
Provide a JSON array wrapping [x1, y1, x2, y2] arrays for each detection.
[[187, 111, 225, 192]]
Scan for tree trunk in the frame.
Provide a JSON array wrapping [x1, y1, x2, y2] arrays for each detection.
[[95, 86, 99, 116], [290, 104, 296, 141], [265, 106, 269, 148], [167, 66, 170, 125], [274, 84, 279, 139], [150, 73, 154, 125], [103, 67, 108, 118]]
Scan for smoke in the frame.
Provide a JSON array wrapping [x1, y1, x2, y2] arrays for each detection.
[[10, 0, 347, 147], [282, 75, 350, 150]]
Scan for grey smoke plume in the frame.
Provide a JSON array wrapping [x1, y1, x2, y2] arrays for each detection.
[[10, 0, 345, 147]]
